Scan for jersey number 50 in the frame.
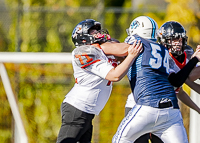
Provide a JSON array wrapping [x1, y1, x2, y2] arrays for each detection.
[[149, 43, 169, 74]]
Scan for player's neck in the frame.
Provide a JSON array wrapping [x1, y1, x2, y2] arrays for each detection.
[[171, 53, 185, 63]]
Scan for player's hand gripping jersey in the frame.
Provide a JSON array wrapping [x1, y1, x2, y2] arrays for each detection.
[[63, 45, 115, 115], [125, 34, 178, 108]]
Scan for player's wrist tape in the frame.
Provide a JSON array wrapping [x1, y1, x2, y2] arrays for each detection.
[[168, 57, 199, 87]]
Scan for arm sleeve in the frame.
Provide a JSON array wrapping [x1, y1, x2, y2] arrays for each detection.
[[168, 57, 199, 87]]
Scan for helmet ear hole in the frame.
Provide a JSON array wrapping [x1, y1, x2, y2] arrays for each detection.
[[142, 22, 144, 27]]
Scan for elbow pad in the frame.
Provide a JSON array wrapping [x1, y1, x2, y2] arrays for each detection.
[[168, 57, 199, 87]]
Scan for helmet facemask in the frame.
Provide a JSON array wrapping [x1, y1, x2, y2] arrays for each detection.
[[167, 37, 184, 55], [88, 28, 111, 45], [158, 21, 188, 56], [72, 19, 111, 46], [158, 32, 187, 56]]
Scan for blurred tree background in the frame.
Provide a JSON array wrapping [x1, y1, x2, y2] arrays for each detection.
[[0, 0, 200, 142]]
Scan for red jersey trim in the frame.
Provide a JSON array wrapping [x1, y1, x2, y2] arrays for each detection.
[[81, 59, 101, 68], [169, 51, 187, 69], [75, 78, 78, 84]]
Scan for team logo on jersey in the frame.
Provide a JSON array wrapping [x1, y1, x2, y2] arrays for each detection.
[[130, 20, 140, 29]]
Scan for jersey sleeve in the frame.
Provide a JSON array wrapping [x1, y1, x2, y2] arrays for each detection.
[[73, 45, 114, 78]]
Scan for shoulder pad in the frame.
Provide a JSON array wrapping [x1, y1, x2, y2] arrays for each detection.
[[124, 36, 136, 44], [185, 45, 194, 52], [73, 45, 103, 68], [185, 45, 194, 59], [124, 35, 142, 45]]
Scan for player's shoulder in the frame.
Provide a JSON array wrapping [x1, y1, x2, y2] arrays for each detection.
[[133, 34, 158, 45], [185, 45, 194, 59], [185, 45, 194, 53], [125, 34, 148, 45], [185, 45, 194, 50], [73, 45, 102, 55], [73, 45, 104, 68]]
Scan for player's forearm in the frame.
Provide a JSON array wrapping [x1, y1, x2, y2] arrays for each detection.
[[105, 55, 135, 81], [168, 57, 199, 87], [188, 66, 200, 81], [177, 89, 200, 114], [101, 42, 129, 57], [185, 78, 200, 94]]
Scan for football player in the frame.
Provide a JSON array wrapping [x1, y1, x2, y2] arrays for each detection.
[[124, 18, 200, 143], [112, 16, 200, 143], [56, 19, 142, 143], [124, 16, 164, 143], [158, 21, 200, 113]]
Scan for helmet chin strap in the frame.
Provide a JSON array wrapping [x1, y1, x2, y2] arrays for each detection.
[[170, 47, 184, 56], [170, 50, 183, 56]]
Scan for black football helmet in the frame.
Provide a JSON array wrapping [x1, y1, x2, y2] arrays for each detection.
[[72, 19, 110, 46], [158, 21, 188, 55]]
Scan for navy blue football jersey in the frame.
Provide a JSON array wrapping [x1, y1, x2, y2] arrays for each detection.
[[126, 34, 179, 108]]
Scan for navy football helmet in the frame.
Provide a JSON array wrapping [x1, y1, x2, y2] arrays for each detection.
[[158, 21, 188, 55], [72, 19, 110, 46]]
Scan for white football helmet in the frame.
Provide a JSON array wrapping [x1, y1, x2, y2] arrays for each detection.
[[127, 16, 158, 41]]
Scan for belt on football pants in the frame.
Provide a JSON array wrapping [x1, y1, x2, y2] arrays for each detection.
[[158, 101, 173, 108]]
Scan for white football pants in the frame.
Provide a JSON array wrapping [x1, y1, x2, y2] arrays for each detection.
[[112, 104, 188, 143]]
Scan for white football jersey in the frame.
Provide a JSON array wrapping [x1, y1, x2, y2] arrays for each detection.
[[169, 45, 194, 93], [63, 45, 114, 115]]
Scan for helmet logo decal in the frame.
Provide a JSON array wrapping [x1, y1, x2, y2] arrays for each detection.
[[72, 25, 82, 38], [130, 20, 140, 29]]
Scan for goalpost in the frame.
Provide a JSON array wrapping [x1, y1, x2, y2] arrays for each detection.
[[0, 52, 72, 143], [190, 81, 200, 143], [0, 52, 199, 143]]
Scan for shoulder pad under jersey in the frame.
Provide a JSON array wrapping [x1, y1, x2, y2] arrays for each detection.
[[185, 45, 194, 59], [124, 35, 142, 45], [73, 45, 103, 68]]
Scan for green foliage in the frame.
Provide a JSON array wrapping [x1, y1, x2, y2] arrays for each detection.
[[2, 63, 74, 143], [1, 0, 199, 142], [0, 82, 12, 143], [99, 80, 131, 143], [164, 0, 200, 49], [0, 25, 9, 51]]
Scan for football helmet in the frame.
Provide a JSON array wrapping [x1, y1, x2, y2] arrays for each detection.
[[127, 16, 158, 41], [158, 21, 188, 55], [72, 19, 111, 46]]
